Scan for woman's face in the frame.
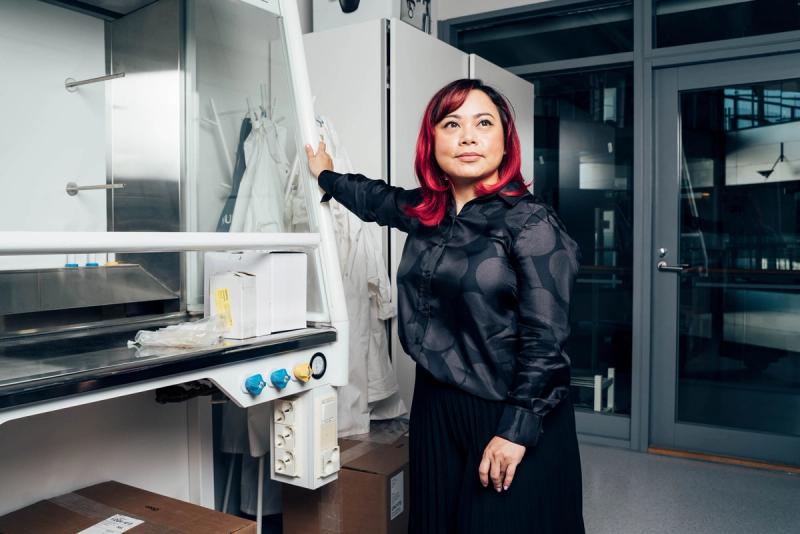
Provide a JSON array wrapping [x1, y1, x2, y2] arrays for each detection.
[[434, 89, 505, 186]]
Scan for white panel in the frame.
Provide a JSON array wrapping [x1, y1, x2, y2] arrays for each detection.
[[390, 19, 469, 412], [390, 19, 468, 188], [0, 393, 195, 515], [469, 54, 535, 191], [304, 20, 387, 181], [0, 0, 106, 271]]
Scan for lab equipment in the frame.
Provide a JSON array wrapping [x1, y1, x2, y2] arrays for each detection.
[[0, 0, 349, 519]]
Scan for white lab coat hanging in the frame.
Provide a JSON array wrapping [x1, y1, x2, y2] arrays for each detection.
[[230, 116, 290, 233], [316, 116, 407, 436]]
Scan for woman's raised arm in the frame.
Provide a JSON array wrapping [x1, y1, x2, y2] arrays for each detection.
[[305, 142, 420, 233]]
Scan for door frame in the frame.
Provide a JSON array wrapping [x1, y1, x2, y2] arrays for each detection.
[[649, 52, 800, 465]]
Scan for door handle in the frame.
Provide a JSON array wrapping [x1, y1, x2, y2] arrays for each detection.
[[657, 261, 689, 273]]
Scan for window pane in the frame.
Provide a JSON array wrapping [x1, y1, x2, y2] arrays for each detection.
[[528, 67, 634, 415], [655, 0, 800, 48], [677, 79, 800, 436], [456, 1, 633, 68]]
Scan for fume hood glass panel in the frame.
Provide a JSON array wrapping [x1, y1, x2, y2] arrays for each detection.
[[0, 0, 185, 336], [0, 0, 330, 337], [676, 80, 800, 436], [529, 67, 634, 415], [190, 0, 316, 236], [455, 1, 632, 68], [188, 0, 327, 322], [654, 0, 800, 48], [0, 0, 110, 272]]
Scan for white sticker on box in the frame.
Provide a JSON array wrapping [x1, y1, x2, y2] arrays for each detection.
[[77, 514, 145, 533], [390, 471, 404, 520]]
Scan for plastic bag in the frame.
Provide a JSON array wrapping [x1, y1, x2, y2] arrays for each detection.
[[128, 316, 227, 349]]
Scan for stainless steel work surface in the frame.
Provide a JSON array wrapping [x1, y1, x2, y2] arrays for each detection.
[[0, 322, 336, 409]]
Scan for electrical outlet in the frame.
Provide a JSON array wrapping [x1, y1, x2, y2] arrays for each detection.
[[270, 386, 339, 489], [321, 447, 340, 477], [273, 399, 295, 425], [274, 423, 295, 450], [275, 450, 297, 477]]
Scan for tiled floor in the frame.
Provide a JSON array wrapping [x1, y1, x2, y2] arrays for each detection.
[[581, 444, 800, 533]]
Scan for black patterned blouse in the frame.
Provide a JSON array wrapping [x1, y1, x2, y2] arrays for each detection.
[[318, 170, 580, 448]]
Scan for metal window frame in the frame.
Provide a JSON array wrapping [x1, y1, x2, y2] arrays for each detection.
[[440, 0, 800, 453]]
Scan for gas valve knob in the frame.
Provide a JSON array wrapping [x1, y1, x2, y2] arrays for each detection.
[[270, 369, 291, 390], [293, 363, 313, 383], [244, 374, 266, 396]]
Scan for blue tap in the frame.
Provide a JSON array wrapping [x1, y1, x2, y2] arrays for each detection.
[[270, 369, 291, 390], [244, 374, 267, 396]]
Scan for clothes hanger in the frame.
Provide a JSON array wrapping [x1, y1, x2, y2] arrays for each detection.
[[246, 97, 258, 123], [260, 83, 268, 118]]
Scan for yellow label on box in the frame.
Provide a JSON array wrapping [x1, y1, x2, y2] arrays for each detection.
[[214, 287, 233, 329]]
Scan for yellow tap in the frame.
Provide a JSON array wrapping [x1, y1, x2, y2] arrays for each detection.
[[293, 363, 313, 383]]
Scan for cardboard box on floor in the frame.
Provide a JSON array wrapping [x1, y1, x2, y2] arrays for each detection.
[[283, 435, 410, 534], [0, 481, 256, 534]]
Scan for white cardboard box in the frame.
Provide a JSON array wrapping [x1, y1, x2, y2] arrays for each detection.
[[204, 251, 307, 335], [209, 271, 258, 339]]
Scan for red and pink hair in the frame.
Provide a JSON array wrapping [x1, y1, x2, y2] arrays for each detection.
[[405, 79, 528, 227]]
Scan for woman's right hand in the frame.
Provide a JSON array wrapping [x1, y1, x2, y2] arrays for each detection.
[[305, 141, 333, 179]]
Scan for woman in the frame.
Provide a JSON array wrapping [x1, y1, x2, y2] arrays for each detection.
[[305, 79, 585, 534]]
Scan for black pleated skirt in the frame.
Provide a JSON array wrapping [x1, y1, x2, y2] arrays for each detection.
[[408, 367, 585, 534]]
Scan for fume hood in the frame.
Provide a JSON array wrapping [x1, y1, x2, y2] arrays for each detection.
[[0, 0, 349, 513]]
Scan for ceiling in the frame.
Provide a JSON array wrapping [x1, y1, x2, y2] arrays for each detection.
[[40, 0, 159, 20]]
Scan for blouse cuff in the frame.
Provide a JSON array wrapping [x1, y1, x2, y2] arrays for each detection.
[[318, 170, 340, 203], [495, 403, 543, 448]]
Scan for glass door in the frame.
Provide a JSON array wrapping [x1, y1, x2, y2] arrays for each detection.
[[651, 54, 800, 466]]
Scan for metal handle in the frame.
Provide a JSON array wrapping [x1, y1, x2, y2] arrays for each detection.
[[657, 261, 690, 273], [65, 72, 125, 92], [66, 182, 125, 196]]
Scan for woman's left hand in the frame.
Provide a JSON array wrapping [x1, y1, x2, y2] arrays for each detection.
[[479, 436, 526, 492]]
